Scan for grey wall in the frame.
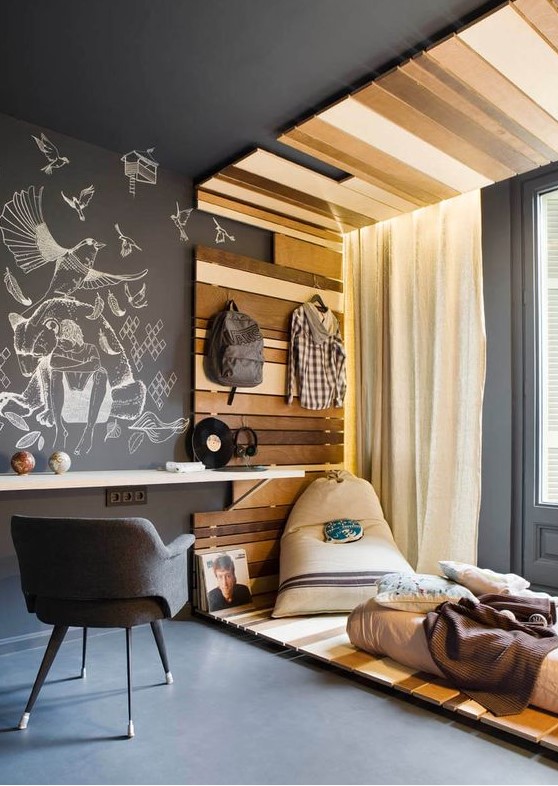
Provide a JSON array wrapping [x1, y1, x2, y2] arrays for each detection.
[[0, 113, 271, 651], [478, 180, 515, 572]]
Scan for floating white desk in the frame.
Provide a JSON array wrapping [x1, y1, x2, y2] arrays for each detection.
[[0, 467, 305, 509]]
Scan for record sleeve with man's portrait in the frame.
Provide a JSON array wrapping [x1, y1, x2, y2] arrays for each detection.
[[197, 548, 254, 615]]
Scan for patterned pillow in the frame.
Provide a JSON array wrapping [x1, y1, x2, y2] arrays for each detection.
[[323, 519, 363, 543], [374, 572, 477, 612], [439, 560, 530, 597]]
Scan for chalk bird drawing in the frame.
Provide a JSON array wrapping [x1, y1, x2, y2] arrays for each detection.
[[0, 186, 148, 305], [124, 282, 147, 309], [32, 133, 70, 175], [61, 185, 95, 221], [213, 217, 235, 244], [115, 223, 142, 257], [170, 203, 193, 242]]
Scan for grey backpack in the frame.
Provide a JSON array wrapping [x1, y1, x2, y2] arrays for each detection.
[[204, 300, 264, 404]]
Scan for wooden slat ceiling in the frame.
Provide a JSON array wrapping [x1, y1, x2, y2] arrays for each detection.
[[197, 0, 558, 243]]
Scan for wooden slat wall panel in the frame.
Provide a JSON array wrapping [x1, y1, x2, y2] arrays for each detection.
[[197, 189, 343, 252], [194, 391, 342, 419], [274, 235, 343, 281], [193, 244, 345, 605], [197, 245, 343, 292]]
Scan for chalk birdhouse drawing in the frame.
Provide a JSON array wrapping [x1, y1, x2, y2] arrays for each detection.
[[121, 148, 159, 196]]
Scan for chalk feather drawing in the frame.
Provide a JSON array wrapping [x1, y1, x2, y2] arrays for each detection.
[[129, 411, 189, 443], [61, 185, 95, 221], [4, 267, 31, 306], [170, 203, 193, 242], [121, 148, 158, 196], [124, 282, 147, 309], [213, 217, 235, 244], [107, 290, 126, 317], [32, 133, 70, 175], [115, 223, 141, 257], [0, 186, 148, 305], [0, 297, 147, 455]]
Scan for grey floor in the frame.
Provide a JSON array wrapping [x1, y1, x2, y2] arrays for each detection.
[[1, 617, 558, 785]]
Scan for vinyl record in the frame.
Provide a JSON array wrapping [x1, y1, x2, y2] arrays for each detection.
[[191, 417, 234, 469]]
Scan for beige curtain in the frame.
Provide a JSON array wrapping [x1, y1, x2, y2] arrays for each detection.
[[345, 191, 485, 573]]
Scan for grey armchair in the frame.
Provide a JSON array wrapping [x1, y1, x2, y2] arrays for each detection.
[[11, 515, 195, 738]]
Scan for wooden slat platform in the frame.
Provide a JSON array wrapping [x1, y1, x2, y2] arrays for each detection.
[[199, 603, 558, 751]]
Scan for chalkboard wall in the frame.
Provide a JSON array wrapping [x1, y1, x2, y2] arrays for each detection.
[[0, 112, 272, 649]]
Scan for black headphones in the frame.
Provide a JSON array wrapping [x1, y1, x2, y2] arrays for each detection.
[[234, 426, 258, 459]]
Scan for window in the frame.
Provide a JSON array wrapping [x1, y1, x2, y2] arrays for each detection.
[[536, 189, 558, 503]]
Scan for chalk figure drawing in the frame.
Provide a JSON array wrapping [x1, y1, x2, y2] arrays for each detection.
[[0, 186, 151, 454]]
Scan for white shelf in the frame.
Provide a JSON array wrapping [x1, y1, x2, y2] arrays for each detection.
[[0, 467, 305, 492]]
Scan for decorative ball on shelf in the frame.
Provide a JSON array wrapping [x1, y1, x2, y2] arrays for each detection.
[[48, 450, 72, 475], [10, 450, 36, 475]]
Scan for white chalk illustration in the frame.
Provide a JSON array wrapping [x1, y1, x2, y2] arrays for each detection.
[[0, 186, 148, 306], [4, 267, 31, 306], [213, 216, 235, 244], [148, 370, 177, 410], [107, 289, 126, 317], [121, 148, 158, 196], [85, 292, 104, 321], [124, 282, 147, 309], [129, 410, 189, 443], [119, 317, 165, 372], [15, 430, 41, 450], [61, 185, 95, 221], [0, 297, 147, 455], [115, 223, 142, 257], [129, 431, 144, 454], [104, 420, 121, 441], [170, 203, 193, 242], [32, 133, 70, 175]]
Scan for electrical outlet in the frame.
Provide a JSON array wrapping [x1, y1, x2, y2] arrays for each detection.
[[106, 486, 148, 506]]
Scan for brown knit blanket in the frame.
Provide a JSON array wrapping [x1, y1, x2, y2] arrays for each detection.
[[423, 594, 558, 716]]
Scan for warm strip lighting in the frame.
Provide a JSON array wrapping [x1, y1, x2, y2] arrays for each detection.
[[459, 5, 558, 122], [319, 97, 493, 192], [237, 149, 388, 221]]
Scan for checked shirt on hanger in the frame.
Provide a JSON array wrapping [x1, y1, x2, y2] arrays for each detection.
[[287, 301, 346, 410]]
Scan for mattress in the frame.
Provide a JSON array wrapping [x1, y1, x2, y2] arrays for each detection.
[[347, 598, 558, 715]]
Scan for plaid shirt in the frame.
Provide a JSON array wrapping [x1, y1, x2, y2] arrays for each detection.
[[287, 303, 346, 410]]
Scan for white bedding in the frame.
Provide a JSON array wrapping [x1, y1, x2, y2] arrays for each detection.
[[347, 598, 558, 715]]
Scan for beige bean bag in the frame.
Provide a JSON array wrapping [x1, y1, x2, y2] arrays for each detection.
[[272, 471, 413, 617]]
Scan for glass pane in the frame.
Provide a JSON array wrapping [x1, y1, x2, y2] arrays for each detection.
[[538, 189, 558, 503]]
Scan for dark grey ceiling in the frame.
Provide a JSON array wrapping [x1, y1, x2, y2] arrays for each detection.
[[1, 0, 502, 182]]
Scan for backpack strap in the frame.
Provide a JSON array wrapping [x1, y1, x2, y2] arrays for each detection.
[[226, 301, 238, 404]]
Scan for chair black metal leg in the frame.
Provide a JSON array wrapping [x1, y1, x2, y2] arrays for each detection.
[[150, 620, 173, 684], [18, 625, 69, 730], [126, 628, 134, 738], [81, 627, 88, 678]]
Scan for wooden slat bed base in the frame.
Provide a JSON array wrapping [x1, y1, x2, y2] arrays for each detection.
[[197, 605, 558, 750]]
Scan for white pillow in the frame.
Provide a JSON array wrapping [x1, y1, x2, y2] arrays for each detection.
[[374, 572, 477, 612], [272, 471, 414, 617], [439, 560, 530, 597]]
